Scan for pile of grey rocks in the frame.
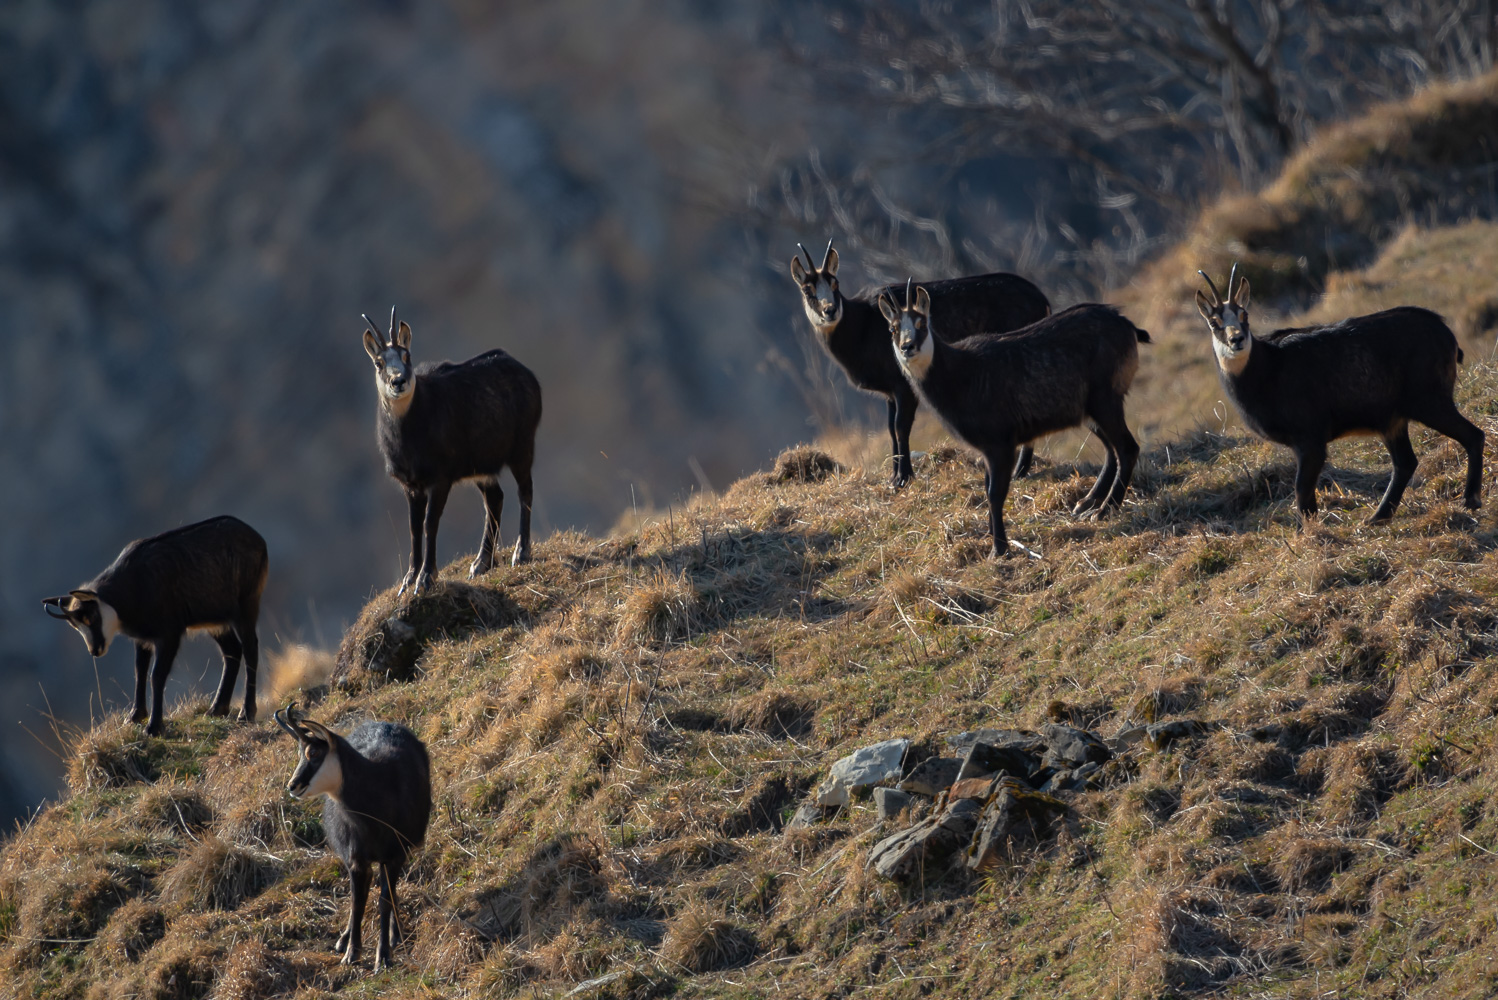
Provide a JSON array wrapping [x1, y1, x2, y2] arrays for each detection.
[[788, 723, 1127, 882]]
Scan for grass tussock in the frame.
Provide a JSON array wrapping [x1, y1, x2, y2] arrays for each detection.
[[158, 836, 281, 912]]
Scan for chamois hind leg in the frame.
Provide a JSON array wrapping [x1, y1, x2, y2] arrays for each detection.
[[1072, 434, 1117, 516], [1370, 422, 1418, 523], [236, 622, 259, 723], [374, 862, 401, 970], [1410, 397, 1485, 510], [470, 478, 504, 577], [1090, 396, 1139, 510], [1013, 444, 1035, 479], [131, 644, 151, 724], [207, 630, 242, 717], [1291, 440, 1328, 523], [981, 443, 1018, 558], [511, 448, 536, 565]]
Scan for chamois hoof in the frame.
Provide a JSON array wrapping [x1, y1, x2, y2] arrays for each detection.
[[206, 702, 231, 718], [145, 720, 165, 737], [130, 710, 148, 724], [1366, 510, 1395, 525], [468, 558, 493, 579], [336, 930, 350, 953], [511, 540, 530, 566], [236, 706, 256, 723], [1464, 496, 1482, 511]]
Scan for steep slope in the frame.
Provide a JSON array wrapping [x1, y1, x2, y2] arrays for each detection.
[[3, 314, 1498, 997]]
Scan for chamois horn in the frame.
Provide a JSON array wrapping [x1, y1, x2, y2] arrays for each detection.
[[1197, 269, 1224, 307]]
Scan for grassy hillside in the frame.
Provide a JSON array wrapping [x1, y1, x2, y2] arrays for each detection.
[[8, 75, 1498, 1000]]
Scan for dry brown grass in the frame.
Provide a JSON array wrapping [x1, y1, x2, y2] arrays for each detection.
[[158, 836, 281, 913], [658, 905, 755, 973]]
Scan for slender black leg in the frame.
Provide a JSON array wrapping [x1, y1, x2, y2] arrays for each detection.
[[207, 630, 243, 717], [1073, 436, 1118, 515], [146, 634, 181, 737], [983, 445, 1018, 558], [891, 388, 918, 488], [131, 644, 151, 724], [339, 864, 371, 964], [398, 489, 428, 597], [512, 460, 535, 565], [1090, 399, 1140, 510], [1292, 440, 1328, 523], [1013, 444, 1035, 479], [471, 479, 504, 577], [1370, 424, 1418, 523], [1409, 399, 1485, 510], [416, 481, 451, 594], [375, 862, 402, 969], [237, 624, 259, 722]]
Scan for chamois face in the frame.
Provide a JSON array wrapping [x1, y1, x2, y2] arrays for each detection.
[[363, 320, 415, 416], [881, 285, 934, 380], [1195, 275, 1253, 376], [287, 733, 343, 799], [790, 245, 842, 333], [42, 590, 119, 657]]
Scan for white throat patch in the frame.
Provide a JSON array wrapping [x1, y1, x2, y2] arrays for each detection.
[[302, 748, 344, 800], [98, 601, 120, 654], [804, 296, 842, 336], [382, 377, 415, 419], [894, 328, 933, 381], [1212, 333, 1251, 376]]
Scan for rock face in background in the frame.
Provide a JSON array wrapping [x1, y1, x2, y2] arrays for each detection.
[[0, 0, 851, 821]]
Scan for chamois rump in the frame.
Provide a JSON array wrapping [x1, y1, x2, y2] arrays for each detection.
[[1195, 266, 1483, 522], [42, 515, 267, 736], [882, 282, 1148, 557], [790, 241, 1051, 487], [363, 307, 542, 596], [276, 705, 431, 970]]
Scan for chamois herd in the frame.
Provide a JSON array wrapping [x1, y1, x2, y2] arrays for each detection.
[[39, 246, 1486, 969]]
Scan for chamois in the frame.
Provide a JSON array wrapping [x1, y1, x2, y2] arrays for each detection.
[[42, 515, 267, 736], [790, 241, 1051, 487], [276, 705, 431, 970], [1195, 266, 1483, 522], [882, 282, 1147, 557], [363, 307, 542, 596]]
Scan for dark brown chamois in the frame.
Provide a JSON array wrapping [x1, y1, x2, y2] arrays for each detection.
[[277, 706, 431, 971], [1196, 266, 1483, 522], [882, 282, 1147, 557], [790, 240, 1051, 487], [43, 515, 268, 736], [363, 307, 542, 596]]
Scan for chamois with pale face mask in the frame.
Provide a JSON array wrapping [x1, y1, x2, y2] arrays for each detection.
[[790, 241, 1051, 487], [1195, 265, 1483, 522], [42, 515, 268, 736], [882, 282, 1148, 557], [276, 705, 431, 970], [363, 307, 543, 596]]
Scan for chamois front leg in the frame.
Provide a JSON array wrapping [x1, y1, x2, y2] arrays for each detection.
[[1291, 440, 1327, 524], [982, 444, 1017, 558], [889, 389, 918, 489], [398, 489, 428, 597], [339, 864, 372, 964], [207, 630, 243, 717], [145, 634, 181, 737], [415, 481, 451, 595], [237, 624, 259, 722], [1370, 424, 1417, 523], [131, 644, 151, 724], [470, 479, 504, 577]]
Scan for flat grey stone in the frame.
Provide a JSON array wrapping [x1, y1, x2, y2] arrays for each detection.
[[868, 796, 983, 881], [897, 756, 961, 797], [947, 728, 1046, 755], [786, 802, 825, 830], [814, 737, 910, 807], [1040, 724, 1113, 769], [957, 741, 1039, 781], [874, 786, 913, 820]]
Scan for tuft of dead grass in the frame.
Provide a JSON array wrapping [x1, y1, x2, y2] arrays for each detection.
[[158, 836, 280, 913], [617, 570, 702, 646], [658, 905, 755, 973], [772, 446, 844, 484]]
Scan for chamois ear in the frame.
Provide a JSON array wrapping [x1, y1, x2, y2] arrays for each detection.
[[1195, 290, 1215, 323], [823, 246, 838, 277], [69, 589, 97, 606], [914, 286, 931, 317], [395, 321, 412, 349], [790, 256, 808, 286], [363, 329, 383, 362], [1233, 278, 1251, 310], [878, 293, 899, 326]]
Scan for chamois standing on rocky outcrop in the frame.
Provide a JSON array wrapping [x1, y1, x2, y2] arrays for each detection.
[[363, 307, 542, 596], [42, 515, 267, 736], [1195, 266, 1483, 522], [276, 705, 431, 971], [790, 241, 1051, 487], [882, 282, 1148, 557]]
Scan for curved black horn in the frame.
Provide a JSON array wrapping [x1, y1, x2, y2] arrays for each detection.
[[1227, 262, 1240, 303], [821, 239, 834, 272], [1197, 269, 1223, 307], [273, 704, 304, 741], [387, 305, 397, 340], [362, 313, 384, 343], [43, 601, 69, 620], [905, 276, 914, 310], [796, 242, 814, 273]]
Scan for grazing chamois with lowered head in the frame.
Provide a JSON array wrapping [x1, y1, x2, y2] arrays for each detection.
[[43, 515, 267, 736], [882, 281, 1148, 557], [1196, 265, 1483, 522], [363, 307, 542, 596], [276, 705, 431, 970], [790, 240, 1051, 487]]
